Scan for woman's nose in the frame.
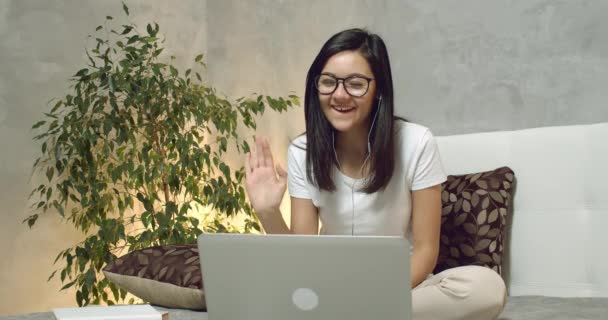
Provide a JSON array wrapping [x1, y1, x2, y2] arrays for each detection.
[[332, 81, 350, 100]]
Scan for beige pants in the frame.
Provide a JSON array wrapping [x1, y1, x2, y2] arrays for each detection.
[[413, 266, 507, 320]]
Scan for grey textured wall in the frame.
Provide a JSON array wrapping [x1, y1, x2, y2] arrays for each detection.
[[392, 1, 608, 134], [207, 0, 608, 136], [0, 0, 206, 315], [2, 0, 607, 315]]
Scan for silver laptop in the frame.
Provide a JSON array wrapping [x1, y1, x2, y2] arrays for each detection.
[[197, 233, 411, 320]]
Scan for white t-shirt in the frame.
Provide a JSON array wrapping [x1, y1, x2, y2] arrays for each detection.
[[287, 120, 447, 242]]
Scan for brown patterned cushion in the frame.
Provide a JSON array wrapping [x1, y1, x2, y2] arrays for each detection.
[[103, 244, 205, 310], [434, 166, 515, 275]]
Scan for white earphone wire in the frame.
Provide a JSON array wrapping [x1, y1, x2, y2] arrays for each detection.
[[331, 95, 382, 235]]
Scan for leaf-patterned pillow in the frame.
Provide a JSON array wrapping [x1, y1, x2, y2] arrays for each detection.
[[103, 244, 206, 310], [433, 167, 515, 275]]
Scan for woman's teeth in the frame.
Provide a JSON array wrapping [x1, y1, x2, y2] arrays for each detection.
[[333, 106, 354, 113]]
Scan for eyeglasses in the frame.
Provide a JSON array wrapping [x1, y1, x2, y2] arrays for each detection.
[[314, 73, 374, 97]]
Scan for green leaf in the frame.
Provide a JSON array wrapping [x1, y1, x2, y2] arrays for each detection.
[[141, 211, 151, 228], [166, 202, 177, 216], [54, 202, 65, 217], [110, 283, 120, 301], [127, 35, 139, 45], [189, 217, 199, 227], [24, 214, 38, 228], [121, 25, 133, 35], [219, 162, 230, 179], [76, 290, 83, 306], [103, 119, 112, 135], [47, 270, 58, 282], [84, 268, 96, 287], [195, 54, 204, 63], [95, 25, 102, 31], [108, 75, 115, 92], [242, 141, 250, 153], [122, 2, 129, 16], [75, 68, 88, 77], [106, 16, 113, 20], [51, 100, 63, 113], [32, 120, 46, 129], [61, 279, 77, 290], [46, 167, 54, 182]]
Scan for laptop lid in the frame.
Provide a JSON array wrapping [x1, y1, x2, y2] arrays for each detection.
[[198, 233, 411, 320]]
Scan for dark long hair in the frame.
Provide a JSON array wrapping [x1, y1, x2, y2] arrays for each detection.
[[303, 28, 397, 193]]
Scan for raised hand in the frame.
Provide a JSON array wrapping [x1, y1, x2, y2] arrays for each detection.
[[244, 136, 287, 217]]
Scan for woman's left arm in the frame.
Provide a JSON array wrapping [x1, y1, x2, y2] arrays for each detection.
[[410, 184, 442, 288]]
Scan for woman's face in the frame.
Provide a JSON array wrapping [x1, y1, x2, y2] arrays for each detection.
[[317, 50, 377, 134]]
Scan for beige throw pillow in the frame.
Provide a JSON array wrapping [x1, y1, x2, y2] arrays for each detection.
[[103, 244, 205, 310]]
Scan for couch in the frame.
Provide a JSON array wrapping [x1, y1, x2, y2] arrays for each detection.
[[436, 122, 608, 299]]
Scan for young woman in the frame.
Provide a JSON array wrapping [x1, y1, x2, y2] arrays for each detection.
[[244, 28, 506, 320]]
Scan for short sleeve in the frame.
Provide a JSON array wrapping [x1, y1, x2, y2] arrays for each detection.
[[411, 129, 448, 191], [287, 144, 312, 199]]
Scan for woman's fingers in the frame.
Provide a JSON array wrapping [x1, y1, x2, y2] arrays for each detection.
[[263, 138, 274, 168], [246, 136, 285, 184], [276, 163, 287, 181], [256, 136, 265, 168]]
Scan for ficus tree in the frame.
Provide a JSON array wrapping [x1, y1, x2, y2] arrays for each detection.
[[26, 3, 298, 306]]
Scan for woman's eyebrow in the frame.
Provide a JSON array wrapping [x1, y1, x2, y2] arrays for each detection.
[[320, 71, 371, 78]]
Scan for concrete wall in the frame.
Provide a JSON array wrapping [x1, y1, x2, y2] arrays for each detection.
[[0, 0, 206, 315], [391, 1, 608, 135], [2, 0, 607, 315], [207, 0, 608, 136]]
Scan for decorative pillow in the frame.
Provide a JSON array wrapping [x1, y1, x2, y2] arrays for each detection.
[[433, 166, 515, 275], [103, 244, 205, 310]]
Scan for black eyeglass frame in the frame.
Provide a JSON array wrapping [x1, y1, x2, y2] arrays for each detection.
[[314, 73, 375, 97]]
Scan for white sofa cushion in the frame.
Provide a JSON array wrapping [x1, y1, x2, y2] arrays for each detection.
[[436, 123, 608, 297]]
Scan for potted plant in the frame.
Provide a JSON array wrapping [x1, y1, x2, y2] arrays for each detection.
[[26, 3, 298, 306]]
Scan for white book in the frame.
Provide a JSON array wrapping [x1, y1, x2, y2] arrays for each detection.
[[53, 304, 168, 320]]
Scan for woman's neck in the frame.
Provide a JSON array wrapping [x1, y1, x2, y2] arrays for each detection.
[[335, 126, 370, 164]]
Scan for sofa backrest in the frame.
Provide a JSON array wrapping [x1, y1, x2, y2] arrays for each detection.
[[435, 123, 608, 297]]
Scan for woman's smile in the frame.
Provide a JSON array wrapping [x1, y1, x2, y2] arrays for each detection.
[[331, 105, 356, 113]]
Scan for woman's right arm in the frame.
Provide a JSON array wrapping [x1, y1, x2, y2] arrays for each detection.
[[290, 197, 319, 234], [253, 197, 318, 234], [255, 197, 318, 234], [245, 136, 318, 234]]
